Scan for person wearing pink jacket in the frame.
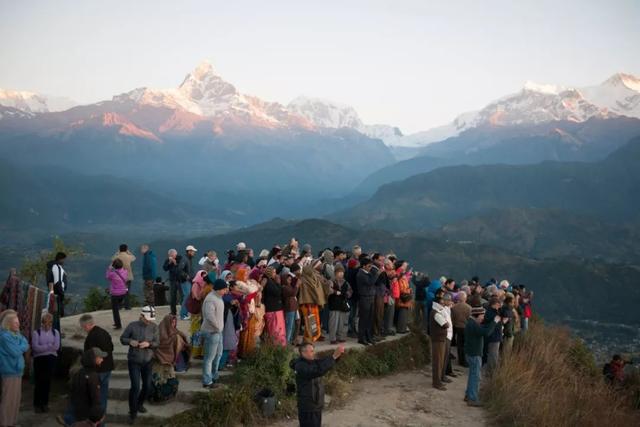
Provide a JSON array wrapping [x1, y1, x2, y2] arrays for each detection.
[[106, 258, 129, 330]]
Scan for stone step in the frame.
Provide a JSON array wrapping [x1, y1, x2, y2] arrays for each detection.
[[108, 377, 211, 402], [112, 356, 204, 370], [106, 399, 194, 425], [110, 368, 232, 381]]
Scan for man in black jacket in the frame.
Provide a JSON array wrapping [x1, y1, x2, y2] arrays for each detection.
[[292, 343, 344, 427], [356, 258, 380, 346], [162, 249, 182, 316], [177, 245, 197, 320], [80, 314, 114, 422]]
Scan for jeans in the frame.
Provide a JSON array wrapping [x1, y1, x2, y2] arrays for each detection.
[[486, 341, 500, 373], [320, 305, 329, 333], [285, 311, 296, 344], [202, 331, 223, 385], [521, 317, 529, 332], [180, 281, 192, 319], [98, 371, 111, 421], [466, 355, 482, 402], [111, 295, 125, 328], [128, 360, 152, 417]]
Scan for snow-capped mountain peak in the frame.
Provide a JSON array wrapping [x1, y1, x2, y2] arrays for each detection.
[[288, 96, 364, 129], [602, 73, 640, 92], [0, 89, 77, 113], [523, 81, 565, 95]]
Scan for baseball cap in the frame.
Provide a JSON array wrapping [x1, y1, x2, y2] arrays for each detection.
[[186, 245, 198, 252]]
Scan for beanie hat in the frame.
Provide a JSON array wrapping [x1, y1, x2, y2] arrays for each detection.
[[213, 279, 228, 291], [347, 259, 358, 269], [471, 307, 486, 316]]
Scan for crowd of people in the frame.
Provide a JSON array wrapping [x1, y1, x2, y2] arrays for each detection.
[[0, 239, 538, 427]]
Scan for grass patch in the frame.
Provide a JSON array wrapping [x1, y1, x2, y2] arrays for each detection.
[[169, 332, 430, 426], [483, 321, 640, 427]]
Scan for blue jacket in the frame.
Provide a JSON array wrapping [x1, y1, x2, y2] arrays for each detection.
[[0, 330, 29, 377], [142, 251, 157, 281], [426, 280, 442, 305]]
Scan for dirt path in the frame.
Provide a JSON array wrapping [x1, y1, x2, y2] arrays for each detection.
[[274, 367, 486, 427]]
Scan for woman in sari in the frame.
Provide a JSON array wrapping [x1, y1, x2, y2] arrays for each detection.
[[152, 314, 189, 402], [298, 265, 327, 343], [261, 267, 287, 346], [236, 279, 260, 359]]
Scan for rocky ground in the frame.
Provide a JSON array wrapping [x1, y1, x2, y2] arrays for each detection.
[[274, 367, 486, 427]]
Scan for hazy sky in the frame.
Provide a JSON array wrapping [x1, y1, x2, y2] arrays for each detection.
[[1, 0, 639, 133]]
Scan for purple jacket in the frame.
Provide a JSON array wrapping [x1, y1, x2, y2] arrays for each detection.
[[31, 328, 60, 358], [106, 267, 129, 296]]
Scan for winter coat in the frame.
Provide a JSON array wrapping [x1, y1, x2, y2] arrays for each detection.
[[85, 325, 114, 373], [292, 356, 336, 412], [120, 320, 159, 364], [429, 302, 448, 342], [464, 318, 497, 357], [112, 251, 136, 282], [31, 328, 60, 358], [395, 275, 413, 308], [281, 279, 299, 313], [451, 302, 472, 329], [106, 267, 128, 296], [356, 268, 379, 298], [142, 251, 157, 281], [263, 277, 283, 313], [328, 279, 352, 312], [0, 330, 28, 376], [70, 350, 102, 422], [163, 256, 182, 282], [177, 255, 196, 283], [483, 306, 503, 343]]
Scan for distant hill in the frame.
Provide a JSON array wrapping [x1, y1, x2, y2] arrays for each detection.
[[353, 117, 640, 196], [0, 159, 232, 233], [335, 137, 640, 231], [424, 208, 640, 265]]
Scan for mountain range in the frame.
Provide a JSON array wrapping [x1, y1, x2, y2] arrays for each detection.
[[335, 136, 640, 231]]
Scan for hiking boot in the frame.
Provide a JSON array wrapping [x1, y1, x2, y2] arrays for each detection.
[[434, 385, 447, 391], [447, 372, 458, 378], [138, 406, 147, 414], [442, 377, 452, 383], [467, 400, 483, 407]]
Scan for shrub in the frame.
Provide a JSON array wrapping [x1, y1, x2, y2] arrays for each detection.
[[483, 321, 640, 427]]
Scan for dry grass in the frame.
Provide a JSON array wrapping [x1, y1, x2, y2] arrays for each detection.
[[483, 321, 640, 427]]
